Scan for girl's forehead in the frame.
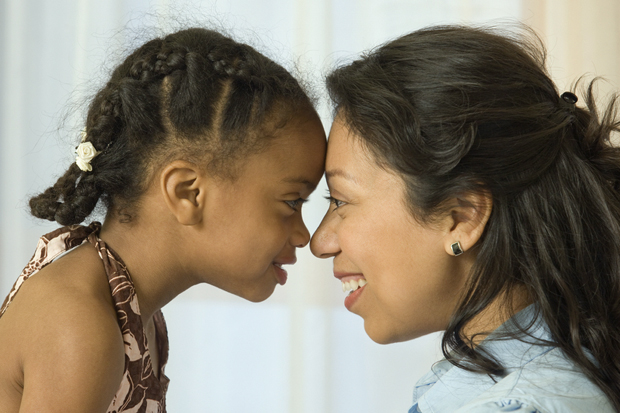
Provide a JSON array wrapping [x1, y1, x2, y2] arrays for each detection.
[[230, 119, 326, 188]]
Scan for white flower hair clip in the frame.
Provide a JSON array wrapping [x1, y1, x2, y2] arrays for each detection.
[[75, 128, 100, 172]]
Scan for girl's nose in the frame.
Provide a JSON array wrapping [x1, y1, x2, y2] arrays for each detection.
[[291, 214, 311, 248]]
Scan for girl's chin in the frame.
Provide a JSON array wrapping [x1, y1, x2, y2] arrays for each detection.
[[243, 289, 275, 303], [210, 278, 276, 303], [237, 279, 278, 303]]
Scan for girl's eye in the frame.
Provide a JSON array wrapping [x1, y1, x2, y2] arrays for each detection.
[[285, 198, 307, 211], [324, 195, 345, 210]]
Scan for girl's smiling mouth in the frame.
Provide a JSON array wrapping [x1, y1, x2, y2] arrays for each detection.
[[273, 257, 296, 285], [273, 263, 288, 285]]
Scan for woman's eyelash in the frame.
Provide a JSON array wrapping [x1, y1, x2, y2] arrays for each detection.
[[285, 198, 308, 210], [324, 195, 345, 209]]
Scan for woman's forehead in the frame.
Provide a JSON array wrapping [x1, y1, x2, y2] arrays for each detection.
[[326, 123, 404, 195]]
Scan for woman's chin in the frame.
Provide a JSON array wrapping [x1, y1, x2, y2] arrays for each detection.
[[364, 322, 399, 345], [364, 321, 428, 345]]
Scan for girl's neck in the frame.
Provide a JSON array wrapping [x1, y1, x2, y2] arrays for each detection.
[[98, 209, 198, 324]]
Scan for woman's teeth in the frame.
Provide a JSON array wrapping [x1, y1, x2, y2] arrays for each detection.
[[342, 278, 367, 293]]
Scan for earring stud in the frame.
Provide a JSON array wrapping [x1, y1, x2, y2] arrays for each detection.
[[451, 241, 464, 256]]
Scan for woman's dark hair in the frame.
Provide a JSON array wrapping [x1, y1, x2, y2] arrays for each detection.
[[326, 25, 620, 409], [30, 28, 315, 225]]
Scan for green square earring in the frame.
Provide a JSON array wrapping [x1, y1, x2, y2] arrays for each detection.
[[451, 241, 464, 256]]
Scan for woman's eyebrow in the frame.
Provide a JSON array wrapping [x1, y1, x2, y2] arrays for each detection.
[[325, 169, 358, 184]]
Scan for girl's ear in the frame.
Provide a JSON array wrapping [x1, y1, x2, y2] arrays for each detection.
[[443, 191, 492, 256], [160, 161, 204, 225]]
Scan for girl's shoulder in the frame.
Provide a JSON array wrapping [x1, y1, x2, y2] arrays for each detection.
[[0, 243, 125, 411], [0, 242, 123, 347]]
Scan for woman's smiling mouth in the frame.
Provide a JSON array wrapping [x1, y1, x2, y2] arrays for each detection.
[[334, 272, 367, 310]]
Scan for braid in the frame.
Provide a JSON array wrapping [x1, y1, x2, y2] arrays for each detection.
[[155, 45, 188, 76], [29, 27, 316, 225], [29, 164, 81, 224], [207, 47, 251, 77], [53, 173, 102, 225], [129, 40, 189, 80]]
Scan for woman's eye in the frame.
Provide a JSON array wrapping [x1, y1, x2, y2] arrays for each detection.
[[324, 195, 345, 210], [285, 198, 307, 211]]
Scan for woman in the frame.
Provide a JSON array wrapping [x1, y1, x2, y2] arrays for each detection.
[[311, 26, 619, 412]]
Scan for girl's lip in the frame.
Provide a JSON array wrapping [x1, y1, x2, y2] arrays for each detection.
[[273, 263, 288, 285], [272, 255, 296, 286], [274, 257, 297, 266]]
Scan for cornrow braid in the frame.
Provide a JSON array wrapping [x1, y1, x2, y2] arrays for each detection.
[[207, 46, 251, 77], [30, 27, 314, 225]]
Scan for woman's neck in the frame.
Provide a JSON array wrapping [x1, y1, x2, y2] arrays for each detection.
[[462, 286, 533, 347]]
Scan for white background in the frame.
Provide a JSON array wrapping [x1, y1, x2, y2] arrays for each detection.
[[1, 1, 619, 412]]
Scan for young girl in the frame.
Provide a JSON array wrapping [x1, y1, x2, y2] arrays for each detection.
[[0, 28, 325, 412], [311, 26, 619, 412]]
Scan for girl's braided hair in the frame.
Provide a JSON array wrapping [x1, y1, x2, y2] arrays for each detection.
[[30, 28, 314, 225]]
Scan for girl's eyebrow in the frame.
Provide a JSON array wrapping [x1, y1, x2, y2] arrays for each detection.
[[282, 176, 317, 191], [325, 169, 359, 184]]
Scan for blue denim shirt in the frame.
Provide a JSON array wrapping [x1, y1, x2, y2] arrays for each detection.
[[409, 306, 613, 413]]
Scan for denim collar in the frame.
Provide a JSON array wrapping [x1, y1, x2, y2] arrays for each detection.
[[411, 305, 555, 413]]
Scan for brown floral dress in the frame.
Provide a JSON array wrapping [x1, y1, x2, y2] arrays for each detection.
[[0, 222, 169, 412]]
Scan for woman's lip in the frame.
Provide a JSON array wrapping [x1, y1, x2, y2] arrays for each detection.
[[344, 284, 366, 311], [273, 263, 288, 285], [333, 271, 364, 280]]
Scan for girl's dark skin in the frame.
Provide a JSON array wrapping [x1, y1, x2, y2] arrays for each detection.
[[0, 27, 326, 412]]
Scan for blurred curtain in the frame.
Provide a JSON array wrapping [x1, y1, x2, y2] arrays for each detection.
[[522, 0, 620, 97], [2, 1, 616, 412]]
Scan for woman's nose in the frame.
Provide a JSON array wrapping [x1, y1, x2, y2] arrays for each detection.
[[310, 214, 339, 258]]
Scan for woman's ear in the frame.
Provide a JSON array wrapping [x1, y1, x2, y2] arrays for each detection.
[[160, 161, 205, 225], [443, 191, 492, 256]]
